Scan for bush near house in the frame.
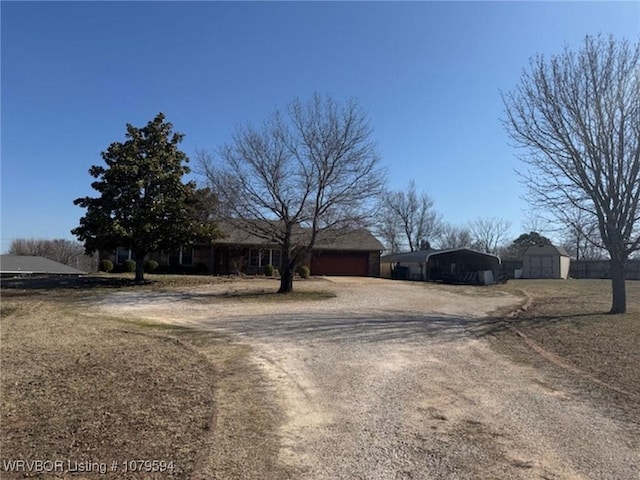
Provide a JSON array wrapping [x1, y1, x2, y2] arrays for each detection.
[[145, 260, 159, 273], [296, 265, 310, 279], [124, 259, 136, 273], [100, 259, 114, 273]]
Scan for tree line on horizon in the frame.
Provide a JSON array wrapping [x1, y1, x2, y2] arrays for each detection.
[[374, 178, 609, 261]]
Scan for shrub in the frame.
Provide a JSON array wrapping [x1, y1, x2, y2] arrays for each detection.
[[264, 264, 274, 276], [100, 259, 114, 273], [124, 259, 136, 273], [273, 268, 280, 277], [296, 265, 310, 279], [144, 260, 159, 273]]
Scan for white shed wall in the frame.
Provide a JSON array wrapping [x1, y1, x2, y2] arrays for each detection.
[[560, 256, 570, 279]]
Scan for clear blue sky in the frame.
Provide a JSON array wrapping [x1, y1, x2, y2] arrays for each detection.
[[2, 1, 638, 253]]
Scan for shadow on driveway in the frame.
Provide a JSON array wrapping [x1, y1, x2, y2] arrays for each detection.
[[200, 311, 508, 344]]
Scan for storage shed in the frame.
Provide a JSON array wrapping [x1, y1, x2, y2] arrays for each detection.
[[522, 244, 571, 279]]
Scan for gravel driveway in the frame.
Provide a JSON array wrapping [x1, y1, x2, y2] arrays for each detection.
[[99, 277, 639, 479]]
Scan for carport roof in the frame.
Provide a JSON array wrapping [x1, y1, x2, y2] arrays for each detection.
[[381, 249, 438, 263], [428, 248, 501, 262], [382, 248, 501, 263], [0, 255, 86, 275]]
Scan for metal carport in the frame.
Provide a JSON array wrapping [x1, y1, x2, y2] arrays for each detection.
[[426, 248, 501, 285]]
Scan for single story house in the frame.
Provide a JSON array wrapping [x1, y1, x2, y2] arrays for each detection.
[[103, 221, 384, 277], [522, 244, 571, 279], [0, 255, 86, 278], [381, 248, 501, 285]]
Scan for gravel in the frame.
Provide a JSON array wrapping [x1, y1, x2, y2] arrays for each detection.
[[98, 277, 640, 479]]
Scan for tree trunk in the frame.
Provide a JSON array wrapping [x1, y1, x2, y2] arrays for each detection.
[[134, 249, 146, 283], [278, 265, 294, 294], [278, 231, 295, 294], [609, 258, 626, 314]]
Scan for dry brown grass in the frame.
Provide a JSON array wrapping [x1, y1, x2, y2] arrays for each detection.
[[491, 279, 640, 427], [0, 285, 290, 479], [2, 275, 638, 478]]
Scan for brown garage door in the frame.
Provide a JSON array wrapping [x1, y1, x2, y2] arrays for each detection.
[[310, 251, 369, 276]]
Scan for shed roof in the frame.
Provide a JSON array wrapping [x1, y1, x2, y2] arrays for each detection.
[[523, 244, 571, 257], [0, 255, 86, 275]]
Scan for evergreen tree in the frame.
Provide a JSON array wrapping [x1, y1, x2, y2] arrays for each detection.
[[73, 113, 218, 282]]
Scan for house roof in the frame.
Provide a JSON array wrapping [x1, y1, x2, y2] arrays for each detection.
[[314, 228, 384, 251], [0, 255, 86, 275], [213, 219, 384, 251]]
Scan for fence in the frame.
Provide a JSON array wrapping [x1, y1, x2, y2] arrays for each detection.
[[570, 260, 640, 280], [500, 260, 523, 279], [500, 259, 640, 280]]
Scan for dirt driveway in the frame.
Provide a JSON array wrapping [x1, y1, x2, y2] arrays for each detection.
[[98, 277, 639, 479]]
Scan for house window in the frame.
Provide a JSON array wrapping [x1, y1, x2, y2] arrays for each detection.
[[116, 247, 132, 265], [270, 249, 281, 268], [248, 248, 282, 268], [169, 247, 194, 266], [181, 247, 193, 266], [249, 249, 261, 267]]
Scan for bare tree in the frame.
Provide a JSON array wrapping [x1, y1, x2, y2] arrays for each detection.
[[436, 223, 474, 250], [377, 180, 442, 252], [199, 94, 386, 293], [503, 35, 640, 313], [468, 217, 512, 254], [521, 211, 554, 237], [376, 203, 403, 253], [560, 207, 606, 260]]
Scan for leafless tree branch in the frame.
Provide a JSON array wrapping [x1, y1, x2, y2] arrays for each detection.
[[503, 35, 640, 312], [198, 94, 386, 292]]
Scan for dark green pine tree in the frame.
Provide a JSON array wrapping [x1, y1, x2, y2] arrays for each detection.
[[72, 113, 218, 282], [503, 231, 553, 261]]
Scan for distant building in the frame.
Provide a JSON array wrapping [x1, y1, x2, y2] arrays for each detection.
[[0, 255, 86, 278], [381, 248, 501, 285], [522, 244, 571, 279]]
